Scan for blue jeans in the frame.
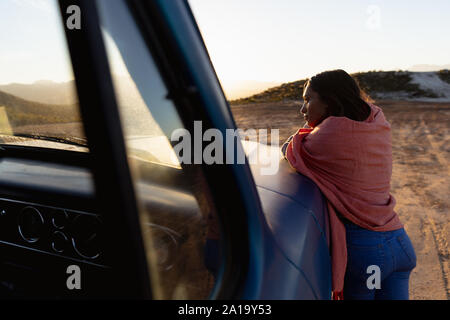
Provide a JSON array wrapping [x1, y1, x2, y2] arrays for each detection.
[[343, 220, 417, 300]]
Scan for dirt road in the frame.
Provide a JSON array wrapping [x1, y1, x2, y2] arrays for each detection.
[[231, 99, 450, 300]]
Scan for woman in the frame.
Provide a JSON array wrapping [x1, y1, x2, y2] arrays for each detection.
[[283, 70, 416, 300]]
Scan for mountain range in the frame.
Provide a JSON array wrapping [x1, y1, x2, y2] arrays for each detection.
[[0, 77, 165, 136], [0, 80, 77, 105]]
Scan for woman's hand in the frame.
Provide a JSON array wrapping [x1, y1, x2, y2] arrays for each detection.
[[281, 135, 294, 159]]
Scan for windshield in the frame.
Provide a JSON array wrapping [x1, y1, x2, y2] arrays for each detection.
[[0, 0, 180, 168], [0, 0, 86, 151]]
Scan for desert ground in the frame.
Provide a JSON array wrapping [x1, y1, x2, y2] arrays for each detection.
[[231, 99, 450, 300]]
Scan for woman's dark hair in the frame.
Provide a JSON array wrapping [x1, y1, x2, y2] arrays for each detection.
[[305, 69, 372, 122]]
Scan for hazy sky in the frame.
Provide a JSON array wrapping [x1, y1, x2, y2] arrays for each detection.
[[0, 0, 130, 85], [189, 0, 450, 87], [1, 0, 449, 89], [0, 0, 74, 85]]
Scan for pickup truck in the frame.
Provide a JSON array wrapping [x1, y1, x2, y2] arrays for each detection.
[[0, 0, 331, 299]]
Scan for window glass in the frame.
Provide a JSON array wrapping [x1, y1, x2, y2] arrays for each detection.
[[0, 0, 87, 152], [96, 0, 219, 299]]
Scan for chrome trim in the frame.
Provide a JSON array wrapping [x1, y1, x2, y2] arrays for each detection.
[[51, 231, 69, 253], [0, 197, 97, 217], [18, 206, 44, 243], [51, 210, 69, 230], [72, 237, 101, 260], [0, 239, 109, 268]]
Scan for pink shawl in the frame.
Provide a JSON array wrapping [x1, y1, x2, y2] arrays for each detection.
[[285, 103, 403, 298]]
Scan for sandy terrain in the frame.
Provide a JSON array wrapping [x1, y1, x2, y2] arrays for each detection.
[[231, 99, 450, 300]]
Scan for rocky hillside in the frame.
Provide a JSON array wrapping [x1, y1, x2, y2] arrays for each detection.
[[230, 70, 450, 104], [0, 90, 80, 127]]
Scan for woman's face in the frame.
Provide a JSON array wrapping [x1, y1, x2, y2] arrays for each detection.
[[300, 84, 329, 128]]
